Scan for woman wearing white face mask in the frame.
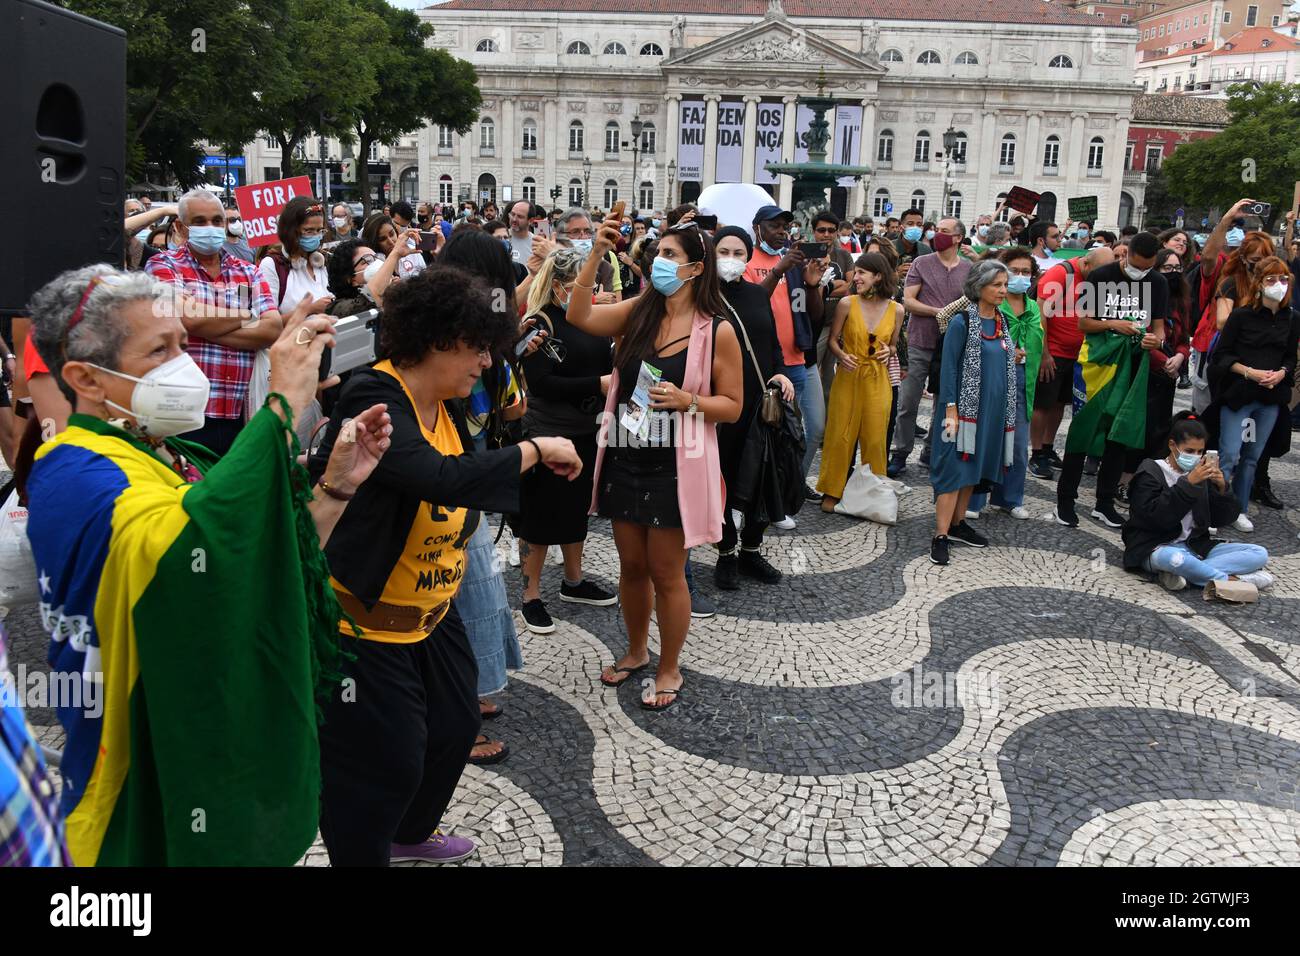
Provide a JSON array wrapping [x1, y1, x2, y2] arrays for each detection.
[[327, 239, 389, 317], [1123, 412, 1271, 591], [712, 226, 795, 589], [23, 263, 393, 865], [1208, 257, 1300, 532]]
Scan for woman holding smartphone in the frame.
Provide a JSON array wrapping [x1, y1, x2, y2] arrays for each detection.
[[564, 215, 743, 710]]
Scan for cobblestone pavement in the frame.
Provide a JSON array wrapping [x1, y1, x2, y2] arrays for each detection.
[[8, 398, 1300, 866]]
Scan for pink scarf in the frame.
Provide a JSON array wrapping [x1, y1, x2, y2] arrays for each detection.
[[590, 310, 723, 548]]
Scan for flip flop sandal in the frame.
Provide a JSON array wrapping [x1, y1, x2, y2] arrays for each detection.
[[467, 735, 510, 766], [479, 701, 504, 720], [599, 661, 650, 687], [639, 684, 684, 712]]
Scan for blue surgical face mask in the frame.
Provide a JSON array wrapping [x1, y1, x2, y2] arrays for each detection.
[[571, 238, 593, 257], [759, 240, 783, 256], [924, 229, 936, 241], [1225, 227, 1244, 248], [903, 226, 923, 243], [977, 225, 990, 239], [651, 255, 692, 296], [299, 233, 323, 253], [134, 228, 151, 243], [187, 225, 226, 255], [651, 219, 661, 229], [1007, 275, 1032, 294], [1076, 228, 1090, 239], [1176, 450, 1201, 473]]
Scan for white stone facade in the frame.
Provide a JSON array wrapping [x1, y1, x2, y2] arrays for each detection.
[[417, 7, 1140, 226]]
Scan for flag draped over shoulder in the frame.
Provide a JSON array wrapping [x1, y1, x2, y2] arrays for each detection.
[[1066, 332, 1151, 456], [25, 406, 345, 866]]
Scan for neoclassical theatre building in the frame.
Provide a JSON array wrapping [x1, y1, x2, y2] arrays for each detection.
[[415, 0, 1140, 226]]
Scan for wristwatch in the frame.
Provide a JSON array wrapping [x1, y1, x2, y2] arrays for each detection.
[[686, 393, 698, 415]]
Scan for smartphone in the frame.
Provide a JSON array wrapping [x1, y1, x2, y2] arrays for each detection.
[[418, 230, 440, 253], [1205, 450, 1219, 466], [1247, 201, 1271, 219], [514, 327, 543, 358], [609, 199, 626, 221], [695, 214, 718, 230], [799, 242, 828, 260], [319, 309, 380, 381]]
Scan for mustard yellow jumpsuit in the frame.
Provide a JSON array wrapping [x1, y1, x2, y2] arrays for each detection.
[[817, 297, 897, 498]]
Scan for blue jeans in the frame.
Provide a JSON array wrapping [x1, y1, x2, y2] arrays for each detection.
[[452, 517, 524, 696], [970, 364, 1029, 511], [1144, 541, 1269, 586], [1218, 401, 1279, 513], [786, 363, 825, 481]]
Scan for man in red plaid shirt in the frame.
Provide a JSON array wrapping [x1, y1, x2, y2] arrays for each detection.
[[145, 189, 286, 454]]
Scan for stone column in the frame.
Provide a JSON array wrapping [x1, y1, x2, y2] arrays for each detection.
[[458, 114, 473, 201], [702, 94, 721, 187], [1066, 111, 1088, 205], [856, 99, 876, 216], [975, 109, 996, 218], [500, 98, 516, 200], [1025, 110, 1043, 185], [1108, 114, 1131, 228], [741, 95, 760, 182], [665, 93, 681, 204], [778, 95, 798, 208]]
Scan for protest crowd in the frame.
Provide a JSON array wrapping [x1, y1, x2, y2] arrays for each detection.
[[2, 164, 1299, 867]]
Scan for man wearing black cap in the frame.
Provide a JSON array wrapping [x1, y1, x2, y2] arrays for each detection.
[[745, 205, 828, 508]]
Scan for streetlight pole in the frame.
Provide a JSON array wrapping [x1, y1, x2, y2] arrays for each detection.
[[630, 114, 644, 213], [940, 126, 958, 220], [582, 156, 592, 210], [667, 159, 676, 209]]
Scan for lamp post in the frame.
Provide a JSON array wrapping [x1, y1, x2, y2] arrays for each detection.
[[667, 159, 676, 208], [940, 126, 958, 220], [582, 156, 592, 210], [629, 114, 644, 213]]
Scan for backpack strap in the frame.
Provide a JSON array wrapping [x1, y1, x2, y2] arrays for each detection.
[[269, 252, 291, 310]]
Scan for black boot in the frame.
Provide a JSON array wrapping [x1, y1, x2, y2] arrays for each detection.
[[714, 551, 741, 590], [738, 548, 782, 584], [1252, 477, 1284, 510]]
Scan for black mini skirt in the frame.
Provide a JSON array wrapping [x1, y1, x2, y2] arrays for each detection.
[[596, 449, 681, 529]]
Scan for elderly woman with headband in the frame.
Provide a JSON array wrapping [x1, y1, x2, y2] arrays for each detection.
[[927, 259, 1018, 566], [23, 264, 393, 865]]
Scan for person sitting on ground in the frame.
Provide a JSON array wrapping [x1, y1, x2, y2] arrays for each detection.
[[1122, 412, 1273, 592]]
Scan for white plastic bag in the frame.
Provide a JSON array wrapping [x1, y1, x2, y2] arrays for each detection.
[[834, 467, 900, 525], [0, 490, 38, 609]]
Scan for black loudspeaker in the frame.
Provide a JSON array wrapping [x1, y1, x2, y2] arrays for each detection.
[[0, 0, 126, 317]]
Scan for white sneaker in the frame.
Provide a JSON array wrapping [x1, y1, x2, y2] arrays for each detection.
[[731, 509, 745, 532], [1158, 572, 1188, 592], [774, 516, 797, 531], [1236, 570, 1274, 590], [1001, 506, 1030, 520], [549, 544, 564, 564], [1232, 515, 1255, 533], [964, 509, 981, 521], [508, 535, 520, 567]]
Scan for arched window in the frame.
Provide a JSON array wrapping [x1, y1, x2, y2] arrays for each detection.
[[999, 133, 1016, 171], [956, 51, 979, 65], [639, 122, 657, 155], [603, 179, 619, 208], [479, 117, 495, 154], [1087, 136, 1105, 173], [475, 38, 497, 53], [949, 132, 968, 166], [476, 172, 497, 204], [1049, 54, 1074, 68], [604, 121, 620, 157], [873, 188, 891, 219], [568, 178, 583, 206], [603, 42, 627, 55], [639, 43, 664, 56], [911, 190, 926, 216], [521, 118, 537, 156], [876, 129, 894, 166], [522, 177, 536, 203], [1043, 135, 1060, 171], [882, 48, 904, 63], [568, 120, 584, 156], [438, 174, 453, 204], [566, 41, 591, 55], [917, 50, 941, 65], [639, 181, 654, 210], [914, 130, 930, 167], [399, 167, 419, 203], [946, 191, 963, 220]]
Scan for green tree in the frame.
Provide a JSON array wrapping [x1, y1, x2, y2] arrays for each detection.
[[350, 0, 480, 213], [246, 0, 388, 181], [1163, 83, 1300, 231], [59, 0, 288, 187]]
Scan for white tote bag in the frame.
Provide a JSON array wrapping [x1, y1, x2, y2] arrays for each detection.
[[0, 489, 39, 609], [833, 467, 901, 526]]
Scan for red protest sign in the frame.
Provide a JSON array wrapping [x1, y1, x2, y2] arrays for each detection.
[[233, 176, 314, 247], [1005, 186, 1041, 215]]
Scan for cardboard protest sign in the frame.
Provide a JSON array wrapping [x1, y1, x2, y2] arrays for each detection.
[[233, 176, 315, 248], [1005, 186, 1041, 215], [1068, 196, 1099, 222]]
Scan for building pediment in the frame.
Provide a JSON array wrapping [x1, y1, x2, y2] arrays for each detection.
[[663, 18, 885, 77]]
